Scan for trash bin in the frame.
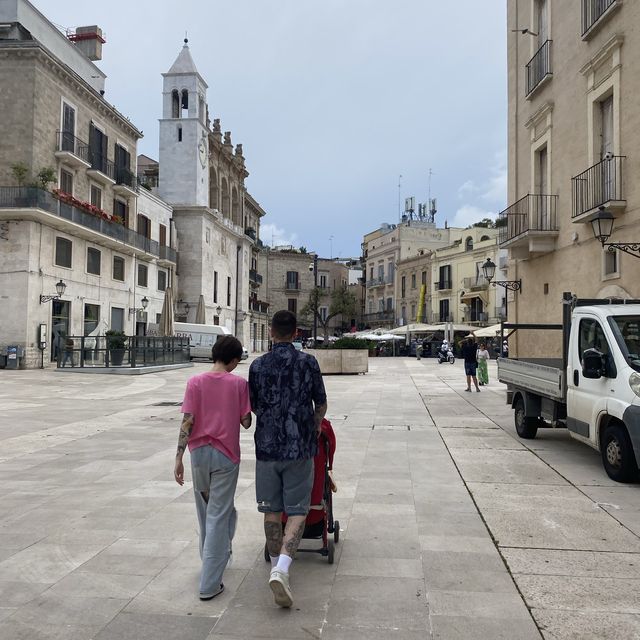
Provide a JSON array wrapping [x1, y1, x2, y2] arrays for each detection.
[[6, 346, 24, 369]]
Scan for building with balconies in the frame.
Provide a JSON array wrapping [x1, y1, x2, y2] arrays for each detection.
[[0, 0, 178, 367], [362, 220, 464, 328], [506, 0, 638, 356]]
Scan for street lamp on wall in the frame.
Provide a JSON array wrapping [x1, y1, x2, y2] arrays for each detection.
[[40, 279, 67, 304], [481, 258, 522, 292], [215, 305, 222, 316], [128, 296, 149, 316], [591, 206, 640, 257]]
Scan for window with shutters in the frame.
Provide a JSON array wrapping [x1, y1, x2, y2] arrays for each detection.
[[227, 277, 232, 306], [157, 270, 167, 291], [55, 237, 72, 268], [113, 256, 125, 281], [288, 298, 297, 314], [113, 199, 128, 225], [137, 214, 151, 239], [90, 185, 102, 210], [60, 168, 73, 195], [87, 247, 101, 275], [159, 224, 167, 246], [89, 123, 107, 171], [61, 102, 76, 152], [137, 263, 148, 287], [213, 271, 218, 303], [114, 143, 131, 184]]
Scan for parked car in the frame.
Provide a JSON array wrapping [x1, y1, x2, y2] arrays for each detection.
[[241, 347, 249, 360]]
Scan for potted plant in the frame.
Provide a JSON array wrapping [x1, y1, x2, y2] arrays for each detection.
[[105, 330, 127, 366]]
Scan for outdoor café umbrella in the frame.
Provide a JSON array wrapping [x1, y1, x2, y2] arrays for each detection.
[[195, 294, 206, 324], [473, 323, 502, 338], [158, 286, 175, 336]]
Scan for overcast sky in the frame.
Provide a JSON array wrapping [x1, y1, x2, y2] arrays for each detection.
[[36, 0, 507, 259]]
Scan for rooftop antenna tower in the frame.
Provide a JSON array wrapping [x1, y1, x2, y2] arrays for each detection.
[[427, 168, 436, 223], [398, 174, 402, 222]]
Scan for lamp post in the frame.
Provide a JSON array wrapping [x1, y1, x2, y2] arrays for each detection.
[[309, 254, 318, 345], [591, 206, 640, 257], [39, 279, 67, 304], [481, 258, 522, 321], [129, 296, 149, 316]]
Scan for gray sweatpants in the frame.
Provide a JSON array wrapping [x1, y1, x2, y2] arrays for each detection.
[[190, 445, 239, 597]]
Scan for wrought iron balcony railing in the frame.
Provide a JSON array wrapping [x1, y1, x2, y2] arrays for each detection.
[[0, 187, 159, 257], [249, 299, 270, 313], [56, 130, 90, 163], [463, 276, 489, 290], [526, 40, 552, 95], [571, 155, 625, 219], [115, 166, 138, 190], [582, 0, 617, 36], [249, 269, 263, 285], [363, 310, 394, 322], [497, 194, 558, 245], [434, 280, 452, 291], [88, 150, 115, 180]]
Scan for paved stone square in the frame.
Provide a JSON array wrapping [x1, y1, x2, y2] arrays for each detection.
[[0, 357, 639, 639]]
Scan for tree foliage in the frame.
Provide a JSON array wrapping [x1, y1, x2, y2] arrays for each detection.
[[300, 285, 358, 341]]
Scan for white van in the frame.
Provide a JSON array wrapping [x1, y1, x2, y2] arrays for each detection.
[[174, 323, 232, 359]]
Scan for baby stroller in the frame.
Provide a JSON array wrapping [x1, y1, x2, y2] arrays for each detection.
[[264, 418, 339, 563]]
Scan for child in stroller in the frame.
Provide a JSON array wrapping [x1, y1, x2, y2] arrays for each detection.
[[264, 418, 339, 563]]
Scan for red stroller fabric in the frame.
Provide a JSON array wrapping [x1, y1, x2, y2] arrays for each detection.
[[305, 418, 336, 525]]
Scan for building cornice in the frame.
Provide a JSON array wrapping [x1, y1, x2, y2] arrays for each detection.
[[0, 42, 143, 139], [525, 101, 554, 130], [580, 34, 624, 76]]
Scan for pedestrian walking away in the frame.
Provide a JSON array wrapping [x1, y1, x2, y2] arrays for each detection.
[[461, 333, 481, 392], [477, 341, 490, 386], [249, 310, 328, 608], [174, 336, 252, 601], [61, 336, 75, 367]]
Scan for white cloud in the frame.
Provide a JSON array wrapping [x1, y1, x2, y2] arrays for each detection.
[[260, 223, 299, 248], [481, 151, 507, 205], [450, 205, 494, 228], [457, 180, 478, 199]]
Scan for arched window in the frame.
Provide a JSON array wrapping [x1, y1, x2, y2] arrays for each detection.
[[465, 237, 474, 251], [480, 235, 490, 242], [209, 167, 219, 210], [181, 89, 189, 118], [231, 187, 240, 226], [171, 90, 180, 118], [221, 178, 230, 219]]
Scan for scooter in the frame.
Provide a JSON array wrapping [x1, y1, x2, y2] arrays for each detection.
[[437, 347, 455, 364]]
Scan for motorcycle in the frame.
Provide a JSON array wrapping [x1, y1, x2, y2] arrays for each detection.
[[437, 346, 455, 364]]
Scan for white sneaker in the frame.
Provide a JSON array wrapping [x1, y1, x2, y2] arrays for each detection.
[[269, 567, 293, 608]]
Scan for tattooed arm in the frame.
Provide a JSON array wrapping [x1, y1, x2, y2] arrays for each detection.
[[174, 413, 193, 486]]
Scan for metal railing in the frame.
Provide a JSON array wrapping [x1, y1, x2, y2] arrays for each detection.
[[115, 166, 138, 190], [463, 276, 489, 290], [249, 269, 263, 285], [285, 282, 300, 291], [138, 174, 159, 189], [57, 335, 190, 369], [0, 187, 160, 257], [497, 194, 558, 245], [363, 310, 394, 322], [571, 155, 625, 218], [366, 276, 386, 288], [431, 312, 454, 323], [89, 150, 116, 180], [159, 245, 177, 263], [56, 130, 90, 163], [434, 280, 452, 291], [249, 299, 269, 313], [526, 40, 552, 95], [582, 0, 617, 36]]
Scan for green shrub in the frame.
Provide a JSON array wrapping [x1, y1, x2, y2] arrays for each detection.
[[105, 330, 127, 350]]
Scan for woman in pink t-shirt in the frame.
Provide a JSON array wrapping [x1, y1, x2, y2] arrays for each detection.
[[174, 336, 252, 600]]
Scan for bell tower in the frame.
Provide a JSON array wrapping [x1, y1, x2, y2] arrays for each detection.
[[158, 39, 209, 207]]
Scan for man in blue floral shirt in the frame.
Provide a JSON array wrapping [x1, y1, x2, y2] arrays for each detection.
[[249, 310, 327, 608]]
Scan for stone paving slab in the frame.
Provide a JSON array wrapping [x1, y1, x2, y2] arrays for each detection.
[[1, 357, 639, 638]]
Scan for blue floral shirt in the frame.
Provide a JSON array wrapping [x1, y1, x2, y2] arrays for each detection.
[[249, 343, 327, 461]]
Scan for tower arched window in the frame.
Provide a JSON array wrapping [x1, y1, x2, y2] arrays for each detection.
[[209, 167, 219, 210], [171, 90, 180, 118], [181, 90, 189, 118], [221, 178, 230, 219], [232, 187, 240, 226], [465, 237, 474, 251]]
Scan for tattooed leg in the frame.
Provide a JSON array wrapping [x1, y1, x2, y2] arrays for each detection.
[[281, 515, 306, 558], [264, 514, 283, 557]]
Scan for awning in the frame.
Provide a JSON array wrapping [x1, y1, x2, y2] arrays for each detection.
[[460, 291, 488, 304]]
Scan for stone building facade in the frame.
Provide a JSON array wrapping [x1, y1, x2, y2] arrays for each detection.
[[0, 0, 177, 367], [505, 0, 640, 357]]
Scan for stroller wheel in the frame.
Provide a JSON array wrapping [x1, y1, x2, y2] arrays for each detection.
[[327, 539, 335, 564], [263, 543, 270, 563], [333, 520, 340, 544]]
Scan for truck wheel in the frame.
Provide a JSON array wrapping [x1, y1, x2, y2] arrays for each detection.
[[514, 397, 538, 439], [601, 423, 638, 483]]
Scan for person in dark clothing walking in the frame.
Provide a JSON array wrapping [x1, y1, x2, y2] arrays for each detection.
[[249, 310, 328, 608], [461, 334, 481, 392]]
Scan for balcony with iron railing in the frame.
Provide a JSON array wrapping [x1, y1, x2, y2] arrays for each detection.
[[430, 312, 454, 323], [363, 310, 394, 323], [366, 276, 386, 288], [434, 280, 452, 291], [114, 166, 139, 196], [87, 150, 116, 185], [498, 194, 559, 259], [249, 269, 263, 286], [571, 155, 626, 222], [582, 0, 620, 38], [0, 187, 159, 257], [285, 281, 301, 291], [526, 40, 552, 96], [462, 276, 489, 290], [249, 299, 270, 314], [158, 245, 177, 263], [55, 131, 90, 169]]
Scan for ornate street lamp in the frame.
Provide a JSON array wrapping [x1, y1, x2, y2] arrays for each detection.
[[40, 279, 67, 304], [129, 296, 149, 316], [481, 258, 522, 292], [215, 305, 222, 316], [591, 206, 640, 257]]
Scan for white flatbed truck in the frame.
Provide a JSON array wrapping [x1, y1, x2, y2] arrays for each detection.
[[498, 292, 640, 482]]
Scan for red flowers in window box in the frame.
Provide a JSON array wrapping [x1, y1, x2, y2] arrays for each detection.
[[53, 188, 113, 222]]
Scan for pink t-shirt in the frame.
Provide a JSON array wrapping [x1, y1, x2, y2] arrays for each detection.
[[181, 371, 251, 464]]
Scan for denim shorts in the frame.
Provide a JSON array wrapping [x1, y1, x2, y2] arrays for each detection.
[[464, 362, 478, 376], [256, 459, 314, 516]]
